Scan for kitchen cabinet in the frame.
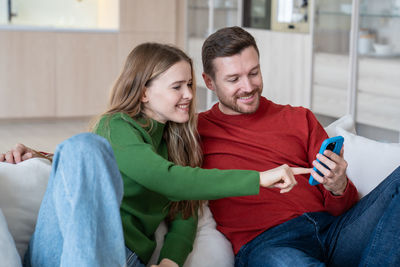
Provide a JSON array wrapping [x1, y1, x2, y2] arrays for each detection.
[[311, 0, 400, 133], [0, 30, 119, 118], [55, 32, 118, 117], [0, 31, 56, 118], [0, 0, 181, 118]]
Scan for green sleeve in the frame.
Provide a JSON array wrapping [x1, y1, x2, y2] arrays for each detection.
[[158, 214, 197, 266], [100, 116, 260, 201]]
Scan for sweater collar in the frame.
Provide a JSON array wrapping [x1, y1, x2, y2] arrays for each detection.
[[120, 113, 165, 148], [146, 119, 165, 149]]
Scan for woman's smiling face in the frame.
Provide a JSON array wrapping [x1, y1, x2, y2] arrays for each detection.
[[142, 60, 193, 124]]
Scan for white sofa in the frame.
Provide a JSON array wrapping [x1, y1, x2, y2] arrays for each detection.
[[1, 115, 400, 267]]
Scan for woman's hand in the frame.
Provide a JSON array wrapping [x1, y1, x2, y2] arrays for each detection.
[[0, 143, 38, 164], [151, 258, 179, 267], [260, 164, 312, 193]]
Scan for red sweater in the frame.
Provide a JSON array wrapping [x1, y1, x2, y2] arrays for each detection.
[[197, 97, 359, 254]]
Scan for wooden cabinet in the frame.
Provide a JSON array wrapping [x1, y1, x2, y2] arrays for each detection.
[[0, 0, 182, 119], [0, 31, 56, 118], [55, 32, 118, 117], [119, 0, 177, 33], [0, 31, 118, 118]]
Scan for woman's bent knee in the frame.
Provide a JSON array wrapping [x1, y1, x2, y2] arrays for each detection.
[[58, 133, 112, 155]]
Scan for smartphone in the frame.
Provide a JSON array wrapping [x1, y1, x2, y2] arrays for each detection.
[[309, 136, 344, 186]]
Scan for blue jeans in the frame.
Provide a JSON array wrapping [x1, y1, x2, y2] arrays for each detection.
[[126, 246, 146, 267], [235, 166, 400, 267], [23, 133, 136, 267]]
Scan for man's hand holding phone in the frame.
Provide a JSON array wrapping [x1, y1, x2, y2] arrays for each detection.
[[311, 145, 348, 195]]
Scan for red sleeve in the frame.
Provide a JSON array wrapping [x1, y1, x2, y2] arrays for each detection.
[[321, 179, 359, 216], [305, 109, 329, 166], [306, 110, 359, 216]]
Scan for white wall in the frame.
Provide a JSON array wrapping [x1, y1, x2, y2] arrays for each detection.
[[2, 0, 118, 29], [98, 0, 119, 29], [0, 0, 6, 24], [247, 28, 312, 107]]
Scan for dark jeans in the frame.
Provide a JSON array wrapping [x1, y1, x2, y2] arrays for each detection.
[[235, 166, 400, 267]]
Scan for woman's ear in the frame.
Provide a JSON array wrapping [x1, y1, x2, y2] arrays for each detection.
[[141, 88, 149, 103]]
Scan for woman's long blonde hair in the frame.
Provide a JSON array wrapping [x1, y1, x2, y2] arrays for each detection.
[[92, 43, 204, 219]]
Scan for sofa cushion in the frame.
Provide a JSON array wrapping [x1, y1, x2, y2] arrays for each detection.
[[0, 209, 22, 267], [0, 158, 51, 259], [148, 204, 234, 267], [324, 114, 357, 137], [183, 205, 234, 267], [337, 127, 400, 197]]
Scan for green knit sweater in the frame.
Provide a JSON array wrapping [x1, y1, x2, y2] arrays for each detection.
[[94, 113, 259, 266]]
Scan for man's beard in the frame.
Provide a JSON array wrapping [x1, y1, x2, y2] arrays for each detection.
[[218, 89, 262, 114]]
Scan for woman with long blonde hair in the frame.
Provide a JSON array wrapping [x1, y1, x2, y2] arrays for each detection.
[[9, 43, 308, 267]]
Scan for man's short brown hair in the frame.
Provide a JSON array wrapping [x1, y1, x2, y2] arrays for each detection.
[[202, 26, 259, 79]]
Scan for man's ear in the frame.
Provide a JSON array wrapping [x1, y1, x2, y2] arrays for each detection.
[[141, 88, 149, 103], [202, 73, 215, 91]]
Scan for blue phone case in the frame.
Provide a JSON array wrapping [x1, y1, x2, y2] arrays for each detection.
[[309, 136, 344, 186]]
